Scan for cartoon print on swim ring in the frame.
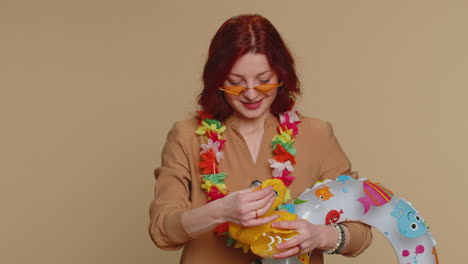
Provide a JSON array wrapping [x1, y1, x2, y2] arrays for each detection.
[[357, 179, 393, 213], [324, 209, 343, 225], [261, 176, 437, 264], [391, 199, 428, 239], [315, 186, 334, 201]]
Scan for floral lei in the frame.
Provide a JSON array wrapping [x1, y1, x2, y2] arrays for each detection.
[[195, 108, 301, 241]]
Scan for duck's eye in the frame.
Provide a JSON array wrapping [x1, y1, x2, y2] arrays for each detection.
[[250, 180, 262, 188]]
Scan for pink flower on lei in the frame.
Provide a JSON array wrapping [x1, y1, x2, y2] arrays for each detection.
[[279, 108, 301, 136], [276, 175, 295, 187], [200, 138, 225, 163], [279, 107, 300, 124], [206, 131, 226, 150], [268, 159, 294, 177]]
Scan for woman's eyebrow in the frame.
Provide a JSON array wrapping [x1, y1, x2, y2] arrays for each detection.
[[257, 70, 273, 77], [228, 70, 272, 78], [228, 73, 244, 78]]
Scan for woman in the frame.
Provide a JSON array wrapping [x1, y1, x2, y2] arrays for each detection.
[[149, 14, 372, 264]]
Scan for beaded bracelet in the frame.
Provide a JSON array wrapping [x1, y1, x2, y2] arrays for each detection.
[[324, 223, 346, 255]]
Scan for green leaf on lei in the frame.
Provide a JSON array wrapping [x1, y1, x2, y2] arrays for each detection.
[[201, 173, 227, 184], [204, 119, 222, 129], [226, 235, 236, 247], [293, 198, 307, 205], [271, 139, 296, 155]]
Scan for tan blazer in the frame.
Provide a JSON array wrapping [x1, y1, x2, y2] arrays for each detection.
[[149, 113, 372, 264]]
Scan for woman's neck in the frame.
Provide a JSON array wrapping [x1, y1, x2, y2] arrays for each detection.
[[233, 111, 270, 164], [234, 111, 270, 135]]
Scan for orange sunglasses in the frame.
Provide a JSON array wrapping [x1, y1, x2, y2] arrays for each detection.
[[218, 82, 283, 95]]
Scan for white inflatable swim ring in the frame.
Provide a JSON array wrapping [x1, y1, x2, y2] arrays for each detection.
[[262, 175, 438, 264]]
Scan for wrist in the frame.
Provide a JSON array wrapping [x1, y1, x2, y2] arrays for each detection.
[[320, 224, 339, 250], [179, 199, 228, 238], [210, 198, 229, 224], [323, 223, 346, 255]]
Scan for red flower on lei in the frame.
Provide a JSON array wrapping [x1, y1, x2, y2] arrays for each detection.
[[273, 143, 296, 164], [199, 149, 217, 174], [207, 185, 226, 202], [214, 222, 230, 236], [196, 111, 214, 124]]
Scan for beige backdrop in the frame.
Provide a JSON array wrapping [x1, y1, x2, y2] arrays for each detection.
[[1, 0, 466, 263]]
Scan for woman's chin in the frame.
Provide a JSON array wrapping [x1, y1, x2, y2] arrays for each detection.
[[236, 108, 268, 120]]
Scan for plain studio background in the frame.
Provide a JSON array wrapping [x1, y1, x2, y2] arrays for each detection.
[[1, 0, 466, 263]]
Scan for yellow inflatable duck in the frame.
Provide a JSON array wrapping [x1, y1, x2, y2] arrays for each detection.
[[228, 178, 302, 259]]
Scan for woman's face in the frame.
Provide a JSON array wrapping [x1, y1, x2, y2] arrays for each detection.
[[223, 53, 279, 121]]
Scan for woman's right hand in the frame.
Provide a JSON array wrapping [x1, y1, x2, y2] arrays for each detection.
[[217, 185, 280, 227]]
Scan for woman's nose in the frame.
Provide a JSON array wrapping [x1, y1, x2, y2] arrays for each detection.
[[243, 86, 260, 99]]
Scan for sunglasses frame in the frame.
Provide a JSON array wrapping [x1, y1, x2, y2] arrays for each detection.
[[218, 82, 283, 96]]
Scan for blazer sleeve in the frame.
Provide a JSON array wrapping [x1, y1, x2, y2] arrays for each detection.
[[318, 122, 373, 257], [148, 121, 194, 250]]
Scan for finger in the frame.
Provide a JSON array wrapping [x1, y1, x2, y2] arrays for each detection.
[[273, 244, 301, 259], [245, 186, 274, 202], [235, 195, 274, 221], [276, 234, 301, 251], [255, 195, 277, 217], [249, 192, 275, 212], [271, 220, 300, 230], [238, 184, 272, 194], [242, 214, 279, 227]]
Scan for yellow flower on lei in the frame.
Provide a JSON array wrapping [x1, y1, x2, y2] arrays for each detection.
[[273, 127, 295, 145], [201, 180, 227, 193], [196, 120, 226, 137]]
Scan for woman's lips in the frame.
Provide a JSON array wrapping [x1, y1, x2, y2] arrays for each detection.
[[241, 99, 263, 110]]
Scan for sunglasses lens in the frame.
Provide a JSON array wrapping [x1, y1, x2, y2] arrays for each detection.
[[219, 85, 245, 95], [256, 83, 278, 93]]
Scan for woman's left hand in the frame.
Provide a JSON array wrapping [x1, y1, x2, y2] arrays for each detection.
[[270, 218, 337, 259]]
